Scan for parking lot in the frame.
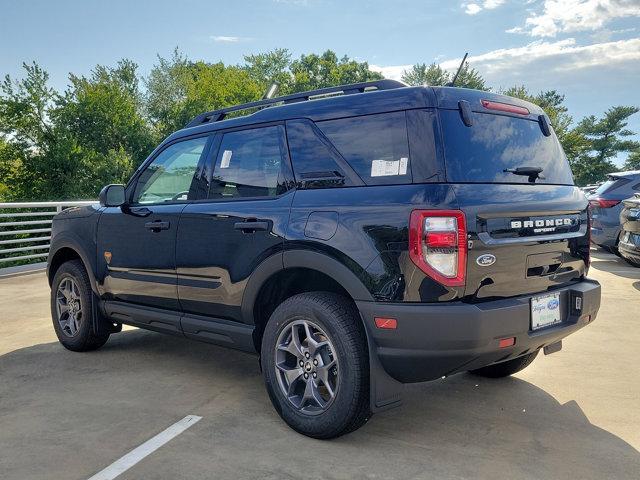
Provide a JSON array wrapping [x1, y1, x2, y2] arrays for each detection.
[[0, 249, 639, 480]]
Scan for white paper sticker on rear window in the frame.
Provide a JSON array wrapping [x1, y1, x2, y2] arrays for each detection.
[[371, 159, 409, 177], [220, 150, 232, 168], [399, 157, 408, 175]]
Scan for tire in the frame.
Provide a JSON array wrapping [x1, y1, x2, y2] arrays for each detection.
[[622, 255, 640, 268], [50, 259, 110, 352], [260, 292, 371, 439], [469, 350, 539, 378]]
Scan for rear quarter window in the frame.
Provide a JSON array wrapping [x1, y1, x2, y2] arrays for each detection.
[[440, 110, 574, 185], [316, 111, 412, 185]]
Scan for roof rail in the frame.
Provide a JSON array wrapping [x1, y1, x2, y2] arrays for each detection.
[[185, 79, 407, 128]]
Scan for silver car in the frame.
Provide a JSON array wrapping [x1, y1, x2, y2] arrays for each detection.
[[589, 171, 640, 253]]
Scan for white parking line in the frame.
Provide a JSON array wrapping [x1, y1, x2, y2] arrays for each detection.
[[87, 415, 202, 480]]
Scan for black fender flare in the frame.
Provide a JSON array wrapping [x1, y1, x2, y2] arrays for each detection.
[[47, 233, 98, 295], [240, 249, 374, 326]]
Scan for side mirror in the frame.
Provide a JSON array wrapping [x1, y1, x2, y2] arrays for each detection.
[[99, 184, 126, 207]]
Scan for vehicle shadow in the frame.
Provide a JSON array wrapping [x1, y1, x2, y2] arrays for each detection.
[[1, 329, 639, 480], [589, 249, 640, 278]]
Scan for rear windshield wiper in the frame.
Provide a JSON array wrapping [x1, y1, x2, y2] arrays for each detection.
[[503, 166, 545, 183]]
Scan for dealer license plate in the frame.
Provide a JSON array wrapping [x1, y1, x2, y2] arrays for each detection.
[[531, 292, 562, 330]]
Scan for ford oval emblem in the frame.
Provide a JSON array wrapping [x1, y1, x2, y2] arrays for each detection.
[[476, 254, 496, 267], [547, 298, 559, 309]]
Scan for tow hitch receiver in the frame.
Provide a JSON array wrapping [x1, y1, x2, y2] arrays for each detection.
[[544, 341, 562, 355]]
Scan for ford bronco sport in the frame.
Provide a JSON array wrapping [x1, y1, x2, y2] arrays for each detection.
[[47, 80, 601, 438]]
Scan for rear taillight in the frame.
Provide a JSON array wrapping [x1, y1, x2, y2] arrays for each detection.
[[589, 198, 620, 209], [409, 210, 467, 287]]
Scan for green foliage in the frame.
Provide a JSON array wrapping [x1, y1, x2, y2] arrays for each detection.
[[146, 51, 262, 138], [288, 50, 383, 92], [571, 106, 640, 185], [401, 61, 487, 90], [243, 48, 293, 92], [624, 149, 640, 171], [0, 60, 152, 200]]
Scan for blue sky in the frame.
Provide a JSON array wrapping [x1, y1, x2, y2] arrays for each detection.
[[1, 0, 639, 164]]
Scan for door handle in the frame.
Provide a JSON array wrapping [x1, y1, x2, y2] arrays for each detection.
[[234, 220, 270, 232], [144, 220, 170, 232]]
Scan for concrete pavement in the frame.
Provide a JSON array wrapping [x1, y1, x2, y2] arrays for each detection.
[[0, 250, 638, 479]]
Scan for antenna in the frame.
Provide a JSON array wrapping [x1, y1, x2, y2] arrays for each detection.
[[448, 52, 468, 87], [262, 83, 279, 100]]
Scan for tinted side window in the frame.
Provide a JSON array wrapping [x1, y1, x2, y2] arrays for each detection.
[[317, 112, 412, 185], [286, 119, 358, 189], [209, 125, 287, 199], [133, 136, 208, 204]]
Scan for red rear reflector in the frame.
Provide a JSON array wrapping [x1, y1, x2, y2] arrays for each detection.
[[481, 99, 530, 116], [499, 337, 516, 348], [374, 317, 397, 329], [425, 231, 457, 248], [589, 198, 620, 209]]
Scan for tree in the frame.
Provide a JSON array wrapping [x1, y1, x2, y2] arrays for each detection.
[[145, 51, 262, 137], [289, 50, 383, 92], [0, 61, 154, 200], [401, 61, 488, 90], [244, 48, 293, 93], [571, 106, 639, 185], [401, 63, 448, 86], [624, 149, 640, 171]]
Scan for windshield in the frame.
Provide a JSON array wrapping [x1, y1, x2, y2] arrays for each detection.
[[440, 110, 574, 185]]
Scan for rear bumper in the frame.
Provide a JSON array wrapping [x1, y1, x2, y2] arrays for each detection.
[[357, 279, 600, 384]]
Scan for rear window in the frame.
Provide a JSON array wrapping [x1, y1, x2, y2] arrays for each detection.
[[440, 110, 574, 185], [316, 112, 412, 185], [594, 177, 630, 196]]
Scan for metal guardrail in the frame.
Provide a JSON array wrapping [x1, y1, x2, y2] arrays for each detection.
[[0, 201, 96, 264]]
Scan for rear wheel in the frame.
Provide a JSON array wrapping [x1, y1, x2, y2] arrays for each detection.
[[50, 260, 110, 351], [469, 350, 539, 378], [261, 292, 371, 439]]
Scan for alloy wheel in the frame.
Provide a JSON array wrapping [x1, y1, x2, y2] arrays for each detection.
[[55, 277, 83, 337], [274, 319, 339, 415]]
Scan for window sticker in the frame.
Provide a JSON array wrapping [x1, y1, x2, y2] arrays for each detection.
[[371, 158, 409, 177], [220, 150, 233, 168], [399, 157, 408, 175]]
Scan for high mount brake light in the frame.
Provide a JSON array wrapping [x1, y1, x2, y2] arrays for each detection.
[[409, 210, 467, 287], [589, 198, 620, 209], [481, 99, 530, 116]]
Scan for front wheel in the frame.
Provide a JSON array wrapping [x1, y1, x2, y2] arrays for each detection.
[[50, 259, 110, 352], [469, 350, 539, 378], [261, 292, 371, 439]]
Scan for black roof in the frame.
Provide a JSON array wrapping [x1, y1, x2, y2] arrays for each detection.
[[166, 81, 545, 143]]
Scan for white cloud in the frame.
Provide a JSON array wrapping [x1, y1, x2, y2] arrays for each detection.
[[462, 0, 506, 15], [508, 0, 640, 37], [465, 3, 483, 14], [370, 37, 640, 81], [210, 35, 252, 43]]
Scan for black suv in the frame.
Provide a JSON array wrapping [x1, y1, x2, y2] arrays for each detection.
[[47, 80, 601, 438]]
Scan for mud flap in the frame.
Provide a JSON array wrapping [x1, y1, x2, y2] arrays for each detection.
[[92, 293, 121, 335], [365, 328, 404, 413]]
